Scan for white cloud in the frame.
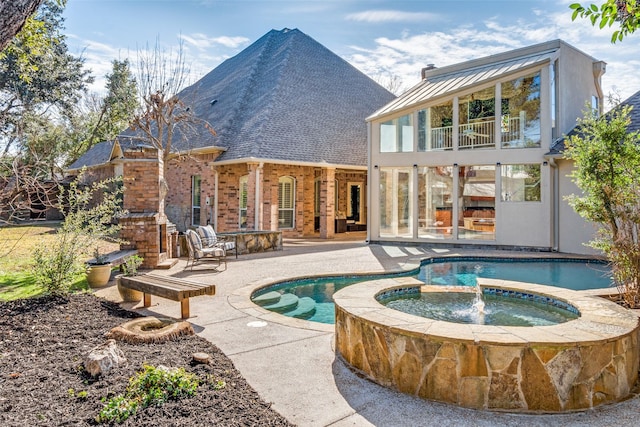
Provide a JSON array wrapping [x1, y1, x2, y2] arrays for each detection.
[[179, 33, 250, 50], [345, 9, 640, 101], [346, 10, 438, 23]]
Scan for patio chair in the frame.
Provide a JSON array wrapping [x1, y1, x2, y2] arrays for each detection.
[[185, 229, 228, 271], [196, 224, 236, 252]]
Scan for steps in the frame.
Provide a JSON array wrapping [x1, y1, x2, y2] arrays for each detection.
[[253, 291, 317, 319]]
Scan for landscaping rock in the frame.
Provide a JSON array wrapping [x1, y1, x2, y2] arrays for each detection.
[[193, 352, 211, 364], [83, 339, 126, 377]]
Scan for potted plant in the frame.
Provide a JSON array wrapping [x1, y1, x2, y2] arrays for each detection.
[[86, 247, 113, 288], [116, 255, 144, 302]]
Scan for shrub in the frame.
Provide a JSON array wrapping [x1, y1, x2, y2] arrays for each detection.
[[121, 255, 143, 276], [96, 365, 198, 424], [31, 174, 125, 295]]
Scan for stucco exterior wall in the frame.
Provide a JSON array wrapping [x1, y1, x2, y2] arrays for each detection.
[[367, 41, 602, 251], [555, 159, 600, 255]]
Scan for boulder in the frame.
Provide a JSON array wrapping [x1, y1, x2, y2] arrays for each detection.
[[84, 339, 127, 377]]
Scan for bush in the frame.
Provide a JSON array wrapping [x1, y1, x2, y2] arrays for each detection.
[[31, 174, 125, 295], [97, 365, 198, 424]]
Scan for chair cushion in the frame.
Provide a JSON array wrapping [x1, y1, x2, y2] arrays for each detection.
[[197, 225, 217, 247], [187, 230, 202, 251]]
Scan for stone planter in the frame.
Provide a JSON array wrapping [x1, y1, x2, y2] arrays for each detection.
[[86, 264, 113, 288], [116, 275, 143, 302]]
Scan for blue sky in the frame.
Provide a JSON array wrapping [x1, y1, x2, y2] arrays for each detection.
[[63, 0, 640, 107]]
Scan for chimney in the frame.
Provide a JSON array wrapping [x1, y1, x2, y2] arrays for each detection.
[[421, 64, 436, 80]]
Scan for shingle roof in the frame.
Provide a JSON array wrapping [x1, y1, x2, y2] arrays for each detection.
[[367, 40, 572, 122], [67, 140, 116, 171], [72, 28, 395, 169], [547, 89, 640, 155]]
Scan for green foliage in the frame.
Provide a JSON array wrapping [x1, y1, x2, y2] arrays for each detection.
[[570, 1, 640, 42], [564, 104, 640, 307], [121, 255, 143, 276], [0, 0, 92, 155], [96, 365, 198, 424], [31, 174, 125, 295]]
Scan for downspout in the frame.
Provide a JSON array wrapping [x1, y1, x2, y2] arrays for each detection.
[[546, 156, 559, 252], [254, 162, 263, 230], [212, 168, 218, 229], [366, 122, 372, 243]]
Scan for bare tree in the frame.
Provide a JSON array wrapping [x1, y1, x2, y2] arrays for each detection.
[[373, 71, 405, 95], [0, 0, 45, 51], [126, 38, 215, 197]]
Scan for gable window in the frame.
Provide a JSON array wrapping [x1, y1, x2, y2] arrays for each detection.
[[418, 101, 454, 151], [380, 114, 413, 152], [501, 164, 541, 202], [501, 72, 541, 148], [191, 175, 201, 226], [239, 175, 248, 228], [278, 176, 295, 229]]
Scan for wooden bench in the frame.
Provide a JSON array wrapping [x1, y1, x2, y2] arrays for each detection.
[[118, 273, 215, 319]]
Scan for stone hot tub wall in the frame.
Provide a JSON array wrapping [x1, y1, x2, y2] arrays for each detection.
[[334, 277, 640, 412]]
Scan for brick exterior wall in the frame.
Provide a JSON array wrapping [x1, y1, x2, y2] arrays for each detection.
[[163, 153, 367, 238]]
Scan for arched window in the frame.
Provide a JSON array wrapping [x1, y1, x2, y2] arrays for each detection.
[[278, 176, 295, 229], [239, 175, 248, 228]]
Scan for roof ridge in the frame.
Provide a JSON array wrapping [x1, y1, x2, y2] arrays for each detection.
[[224, 30, 279, 143], [249, 30, 297, 157]]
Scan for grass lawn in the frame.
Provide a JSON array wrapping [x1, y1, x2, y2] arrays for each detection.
[[0, 223, 119, 301]]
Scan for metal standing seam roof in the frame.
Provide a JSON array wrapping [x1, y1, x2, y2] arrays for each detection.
[[368, 50, 557, 121]]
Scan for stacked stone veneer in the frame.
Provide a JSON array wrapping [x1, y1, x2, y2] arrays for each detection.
[[334, 277, 640, 412]]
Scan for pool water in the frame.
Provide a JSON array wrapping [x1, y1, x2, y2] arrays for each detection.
[[251, 258, 611, 324], [380, 292, 580, 326]]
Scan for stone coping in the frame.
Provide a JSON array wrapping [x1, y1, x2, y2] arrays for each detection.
[[333, 277, 639, 346]]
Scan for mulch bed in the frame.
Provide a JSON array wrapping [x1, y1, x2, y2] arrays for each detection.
[[0, 293, 295, 426]]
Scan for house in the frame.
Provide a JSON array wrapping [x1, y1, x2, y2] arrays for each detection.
[[68, 28, 396, 243], [366, 40, 606, 254]]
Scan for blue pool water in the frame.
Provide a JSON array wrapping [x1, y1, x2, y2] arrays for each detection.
[[251, 257, 612, 324]]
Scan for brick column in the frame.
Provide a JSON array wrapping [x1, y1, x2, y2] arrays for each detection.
[[119, 146, 169, 268], [319, 167, 335, 239]]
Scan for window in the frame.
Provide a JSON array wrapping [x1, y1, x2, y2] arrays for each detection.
[[191, 175, 201, 226], [239, 175, 248, 228], [278, 176, 295, 228], [380, 114, 413, 152], [418, 166, 453, 239], [458, 165, 496, 241], [501, 164, 541, 202], [379, 168, 413, 238], [418, 101, 454, 151], [501, 72, 541, 148], [458, 87, 497, 149]]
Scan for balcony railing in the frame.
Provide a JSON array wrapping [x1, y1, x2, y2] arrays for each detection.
[[425, 115, 525, 151]]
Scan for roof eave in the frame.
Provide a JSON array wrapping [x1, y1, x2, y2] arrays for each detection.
[[211, 156, 367, 170]]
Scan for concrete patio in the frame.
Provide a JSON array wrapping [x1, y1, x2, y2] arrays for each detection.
[[95, 236, 640, 427]]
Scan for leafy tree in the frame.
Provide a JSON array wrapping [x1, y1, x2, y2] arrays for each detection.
[[65, 59, 138, 164], [570, 1, 640, 42], [0, 0, 46, 52], [564, 104, 640, 308], [0, 0, 91, 223]]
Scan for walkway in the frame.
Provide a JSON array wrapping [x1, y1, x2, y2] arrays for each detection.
[[95, 237, 639, 427]]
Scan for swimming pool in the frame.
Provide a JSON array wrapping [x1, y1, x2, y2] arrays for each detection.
[[251, 257, 612, 324]]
